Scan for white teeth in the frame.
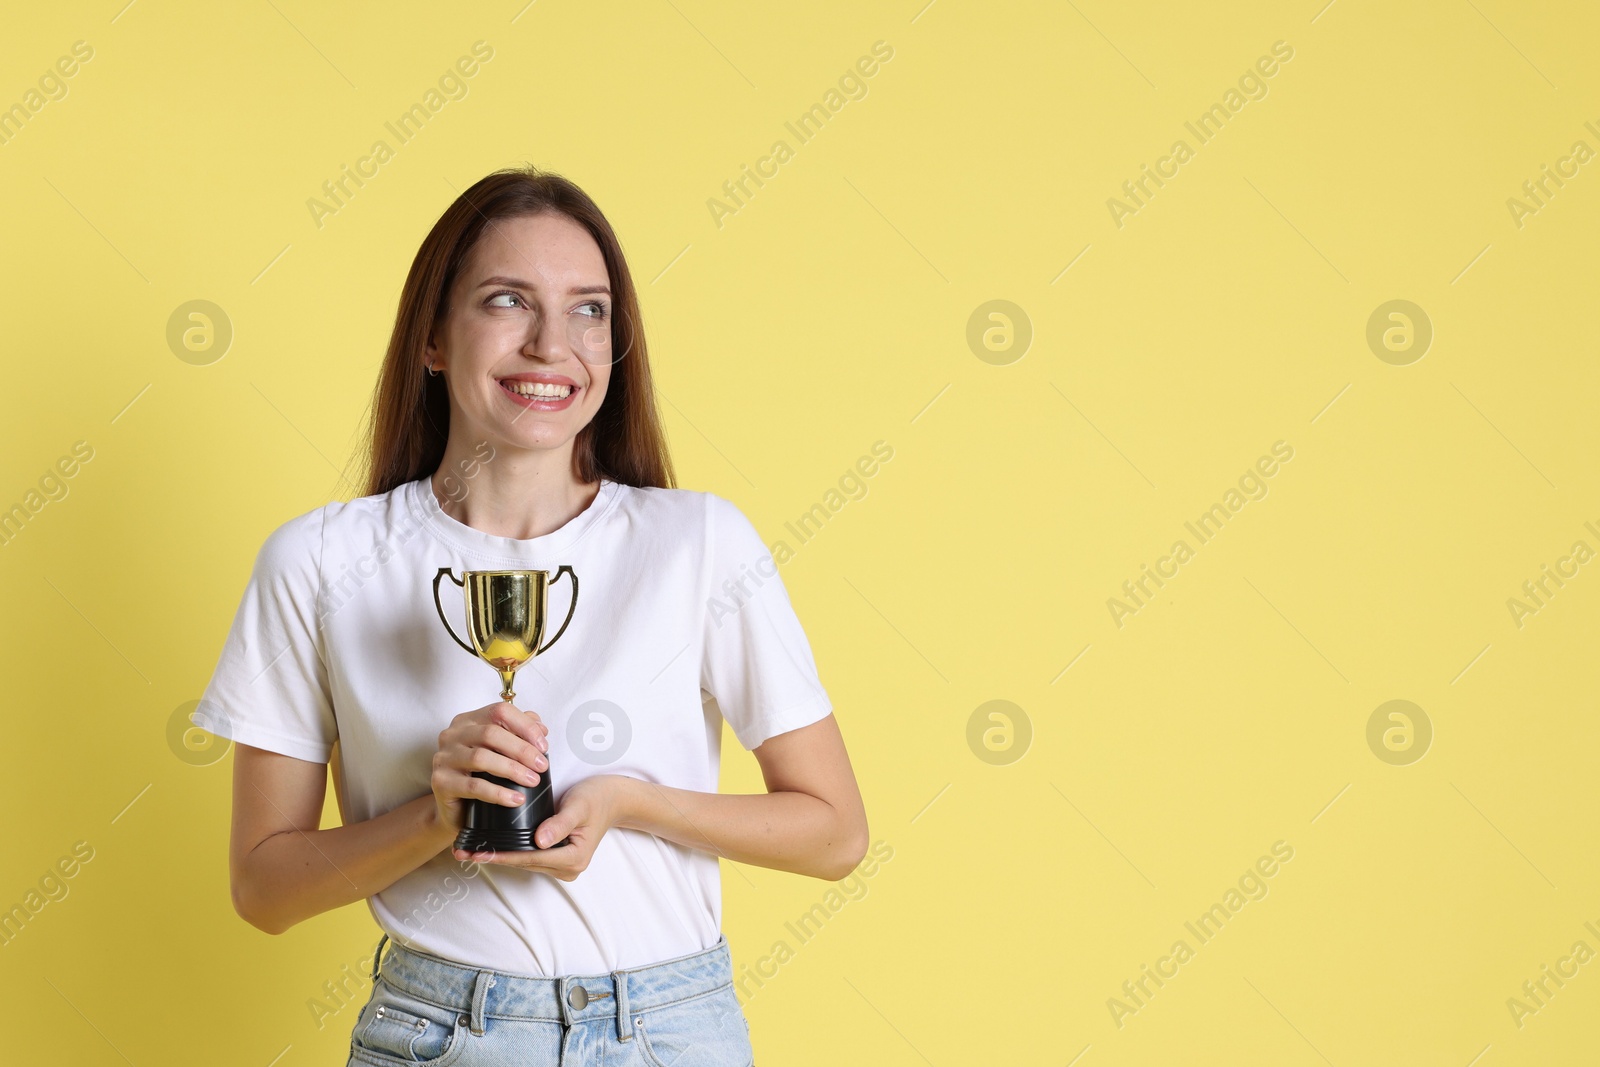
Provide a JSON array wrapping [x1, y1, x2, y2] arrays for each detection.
[[503, 380, 573, 399]]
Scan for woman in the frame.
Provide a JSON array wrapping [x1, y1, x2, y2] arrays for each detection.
[[192, 165, 868, 1066]]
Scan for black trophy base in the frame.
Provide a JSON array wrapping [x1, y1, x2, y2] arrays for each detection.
[[454, 826, 571, 853], [453, 771, 571, 853]]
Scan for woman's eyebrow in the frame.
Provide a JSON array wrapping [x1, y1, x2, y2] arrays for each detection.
[[474, 274, 611, 296]]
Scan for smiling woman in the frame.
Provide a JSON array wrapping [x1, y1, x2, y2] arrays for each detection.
[[191, 165, 866, 1067]]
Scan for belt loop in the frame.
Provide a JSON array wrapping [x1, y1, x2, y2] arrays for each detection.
[[556, 977, 574, 1027], [613, 970, 632, 1042], [370, 933, 390, 983], [469, 970, 495, 1036]]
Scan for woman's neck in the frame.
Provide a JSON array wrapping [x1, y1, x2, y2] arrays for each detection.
[[430, 440, 599, 540]]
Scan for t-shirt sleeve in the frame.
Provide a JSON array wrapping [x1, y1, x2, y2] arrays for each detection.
[[700, 493, 833, 751], [190, 508, 338, 764]]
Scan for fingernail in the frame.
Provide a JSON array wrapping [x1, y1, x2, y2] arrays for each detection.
[[539, 738, 548, 753]]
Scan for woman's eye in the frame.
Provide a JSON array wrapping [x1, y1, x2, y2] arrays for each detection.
[[578, 302, 608, 319], [486, 291, 524, 308]]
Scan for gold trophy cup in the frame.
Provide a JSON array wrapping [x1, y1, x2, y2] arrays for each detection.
[[432, 566, 578, 852]]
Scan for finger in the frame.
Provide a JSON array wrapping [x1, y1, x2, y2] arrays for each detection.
[[456, 845, 503, 863], [477, 708, 549, 767], [532, 812, 575, 850], [500, 703, 551, 752], [455, 742, 547, 790], [444, 768, 526, 807], [456, 848, 522, 868], [461, 723, 546, 778], [491, 700, 546, 733], [479, 842, 580, 872]]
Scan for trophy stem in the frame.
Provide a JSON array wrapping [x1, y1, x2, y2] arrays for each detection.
[[499, 671, 516, 701]]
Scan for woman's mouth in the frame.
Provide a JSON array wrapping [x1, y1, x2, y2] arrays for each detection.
[[498, 378, 579, 411]]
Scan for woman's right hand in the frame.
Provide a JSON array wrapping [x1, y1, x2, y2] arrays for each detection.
[[431, 701, 550, 838]]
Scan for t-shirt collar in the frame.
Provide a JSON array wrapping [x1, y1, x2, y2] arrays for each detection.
[[408, 474, 620, 561]]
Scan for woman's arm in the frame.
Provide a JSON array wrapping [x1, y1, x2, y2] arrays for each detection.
[[229, 742, 455, 935], [612, 713, 868, 881], [229, 702, 552, 934]]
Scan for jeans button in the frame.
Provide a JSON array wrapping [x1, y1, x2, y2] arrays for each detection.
[[568, 986, 589, 1009]]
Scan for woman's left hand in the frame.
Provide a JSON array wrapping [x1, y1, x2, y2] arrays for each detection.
[[452, 774, 632, 881]]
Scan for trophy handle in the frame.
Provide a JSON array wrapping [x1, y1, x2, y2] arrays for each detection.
[[432, 567, 477, 655], [536, 565, 578, 656]]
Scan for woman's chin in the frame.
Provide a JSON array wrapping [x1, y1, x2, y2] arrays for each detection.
[[489, 426, 577, 453]]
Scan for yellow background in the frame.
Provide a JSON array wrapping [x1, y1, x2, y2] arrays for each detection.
[[2, 1, 1597, 1063]]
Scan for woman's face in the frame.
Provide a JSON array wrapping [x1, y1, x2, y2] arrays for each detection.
[[427, 212, 614, 465]]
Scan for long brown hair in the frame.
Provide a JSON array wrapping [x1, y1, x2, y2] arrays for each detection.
[[355, 165, 675, 497]]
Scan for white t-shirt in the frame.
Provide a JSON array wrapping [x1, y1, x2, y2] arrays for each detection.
[[191, 475, 833, 975]]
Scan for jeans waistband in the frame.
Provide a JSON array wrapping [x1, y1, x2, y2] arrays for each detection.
[[367, 932, 734, 1043]]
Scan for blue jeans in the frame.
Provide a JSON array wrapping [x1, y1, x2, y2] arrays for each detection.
[[346, 932, 755, 1067]]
